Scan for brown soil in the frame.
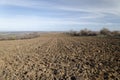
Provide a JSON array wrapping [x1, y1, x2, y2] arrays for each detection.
[[0, 33, 119, 80]]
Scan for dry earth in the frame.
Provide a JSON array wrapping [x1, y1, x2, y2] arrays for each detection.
[[0, 33, 119, 80]]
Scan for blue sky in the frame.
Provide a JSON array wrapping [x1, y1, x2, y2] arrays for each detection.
[[0, 0, 120, 31]]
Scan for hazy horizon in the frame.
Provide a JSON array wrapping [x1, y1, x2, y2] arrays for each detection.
[[0, 0, 120, 31]]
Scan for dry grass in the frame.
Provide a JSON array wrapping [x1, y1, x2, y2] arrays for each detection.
[[0, 33, 119, 80], [0, 32, 40, 40]]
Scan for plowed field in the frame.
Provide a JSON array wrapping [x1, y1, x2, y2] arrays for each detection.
[[0, 34, 119, 80]]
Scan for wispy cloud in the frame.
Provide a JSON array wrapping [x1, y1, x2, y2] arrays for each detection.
[[1, 0, 120, 15], [0, 15, 119, 27], [0, 0, 120, 31]]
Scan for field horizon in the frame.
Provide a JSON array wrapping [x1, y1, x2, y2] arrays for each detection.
[[0, 33, 119, 80]]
